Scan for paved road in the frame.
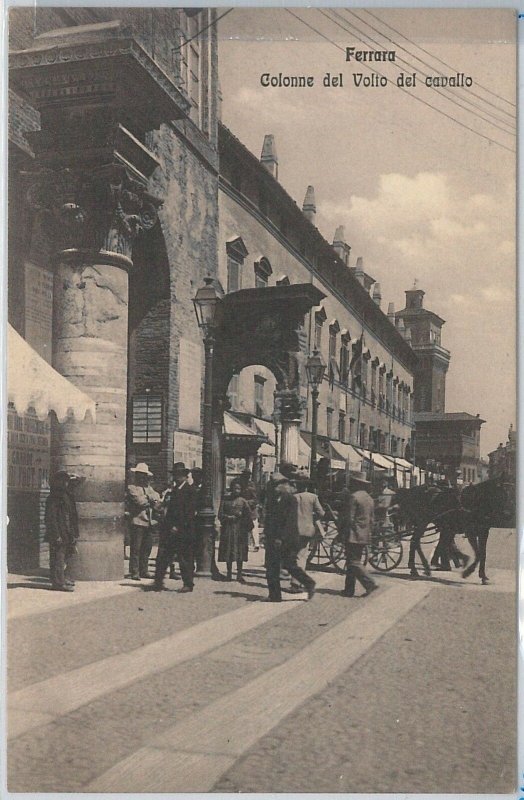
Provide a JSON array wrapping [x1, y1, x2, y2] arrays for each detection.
[[6, 528, 517, 793]]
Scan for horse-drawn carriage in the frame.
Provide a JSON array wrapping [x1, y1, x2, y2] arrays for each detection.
[[305, 472, 514, 583]]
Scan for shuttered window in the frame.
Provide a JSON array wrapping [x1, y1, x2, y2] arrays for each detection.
[[132, 395, 163, 444]]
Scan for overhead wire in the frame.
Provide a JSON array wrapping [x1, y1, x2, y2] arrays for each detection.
[[284, 9, 514, 154], [327, 9, 515, 137], [363, 8, 516, 110], [347, 9, 515, 126], [172, 8, 234, 51]]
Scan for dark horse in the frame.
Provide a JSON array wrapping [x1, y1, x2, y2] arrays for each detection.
[[395, 485, 464, 579], [460, 476, 514, 584]]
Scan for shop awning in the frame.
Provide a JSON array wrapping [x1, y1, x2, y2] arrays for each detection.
[[224, 411, 260, 437], [330, 441, 362, 471], [300, 432, 331, 462], [394, 457, 414, 471], [355, 447, 394, 472], [7, 324, 96, 422], [252, 417, 276, 445]]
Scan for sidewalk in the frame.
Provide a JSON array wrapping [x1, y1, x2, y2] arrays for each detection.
[[6, 531, 516, 793]]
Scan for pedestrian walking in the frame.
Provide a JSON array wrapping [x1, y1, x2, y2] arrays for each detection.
[[338, 471, 378, 598], [264, 473, 315, 602], [126, 463, 162, 580], [238, 469, 260, 551], [218, 479, 253, 583], [44, 471, 80, 592], [154, 462, 196, 592], [289, 480, 325, 593]]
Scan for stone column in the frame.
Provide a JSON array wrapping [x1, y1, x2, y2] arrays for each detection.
[[280, 421, 301, 466], [275, 389, 303, 468], [31, 166, 159, 579]]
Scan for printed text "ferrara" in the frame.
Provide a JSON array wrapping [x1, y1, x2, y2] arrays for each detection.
[[346, 47, 396, 62]]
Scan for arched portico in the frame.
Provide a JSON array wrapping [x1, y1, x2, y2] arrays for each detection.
[[210, 283, 325, 505]]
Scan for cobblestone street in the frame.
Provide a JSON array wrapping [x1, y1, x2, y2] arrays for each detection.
[[7, 529, 516, 793]]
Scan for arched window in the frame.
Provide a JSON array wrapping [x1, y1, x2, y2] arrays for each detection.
[[254, 257, 272, 288], [226, 237, 248, 293]]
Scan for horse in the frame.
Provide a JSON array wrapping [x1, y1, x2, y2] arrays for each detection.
[[460, 476, 514, 585], [395, 485, 464, 579]]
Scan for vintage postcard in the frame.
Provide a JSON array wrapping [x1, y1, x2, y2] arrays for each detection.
[[5, 6, 517, 795]]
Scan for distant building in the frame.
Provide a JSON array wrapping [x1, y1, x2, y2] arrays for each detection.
[[395, 284, 450, 414], [414, 412, 485, 484], [488, 424, 516, 482], [396, 285, 485, 483], [477, 457, 490, 483]]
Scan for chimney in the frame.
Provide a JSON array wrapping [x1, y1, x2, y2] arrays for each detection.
[[387, 302, 396, 325], [302, 185, 316, 224], [260, 134, 278, 179], [372, 282, 382, 308], [405, 326, 412, 344], [332, 225, 350, 264], [398, 320, 406, 338]]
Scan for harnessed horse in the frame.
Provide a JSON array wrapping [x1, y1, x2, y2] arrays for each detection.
[[395, 485, 463, 579], [460, 476, 514, 584]]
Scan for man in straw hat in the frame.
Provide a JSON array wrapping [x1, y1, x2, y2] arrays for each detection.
[[154, 462, 196, 592], [338, 470, 379, 597], [126, 463, 162, 581]]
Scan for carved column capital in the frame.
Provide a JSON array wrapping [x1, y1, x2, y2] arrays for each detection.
[[25, 164, 161, 266]]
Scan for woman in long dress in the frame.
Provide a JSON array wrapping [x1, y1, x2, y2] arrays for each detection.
[[218, 479, 253, 583]]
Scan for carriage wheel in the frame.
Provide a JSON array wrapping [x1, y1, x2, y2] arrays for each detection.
[[369, 536, 403, 572], [329, 534, 346, 574], [306, 520, 337, 569]]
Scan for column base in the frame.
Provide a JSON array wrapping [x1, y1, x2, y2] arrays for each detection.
[[70, 538, 124, 581]]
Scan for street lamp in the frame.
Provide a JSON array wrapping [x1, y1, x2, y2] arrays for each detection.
[[306, 348, 326, 483], [193, 277, 222, 576]]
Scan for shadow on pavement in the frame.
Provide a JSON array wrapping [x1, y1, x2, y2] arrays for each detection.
[[212, 590, 263, 602], [7, 581, 55, 591]]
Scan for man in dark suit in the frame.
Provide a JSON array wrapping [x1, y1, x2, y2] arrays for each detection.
[[264, 473, 316, 602], [154, 462, 196, 593]]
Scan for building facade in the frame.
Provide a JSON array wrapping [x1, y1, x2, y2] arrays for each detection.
[[8, 8, 220, 576], [488, 424, 516, 482], [414, 412, 485, 483], [218, 125, 417, 476]]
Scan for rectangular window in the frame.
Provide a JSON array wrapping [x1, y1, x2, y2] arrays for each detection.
[[329, 330, 337, 361], [326, 407, 333, 439], [338, 412, 346, 442], [340, 345, 349, 384], [254, 375, 265, 417], [314, 321, 323, 351], [227, 374, 239, 410], [132, 394, 163, 444], [349, 417, 355, 442], [227, 256, 242, 293]]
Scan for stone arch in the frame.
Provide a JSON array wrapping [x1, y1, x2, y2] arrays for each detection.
[[209, 283, 325, 505]]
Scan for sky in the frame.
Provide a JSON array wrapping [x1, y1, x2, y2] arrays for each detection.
[[218, 7, 517, 458]]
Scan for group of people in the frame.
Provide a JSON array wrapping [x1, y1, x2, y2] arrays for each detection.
[[44, 459, 388, 600]]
